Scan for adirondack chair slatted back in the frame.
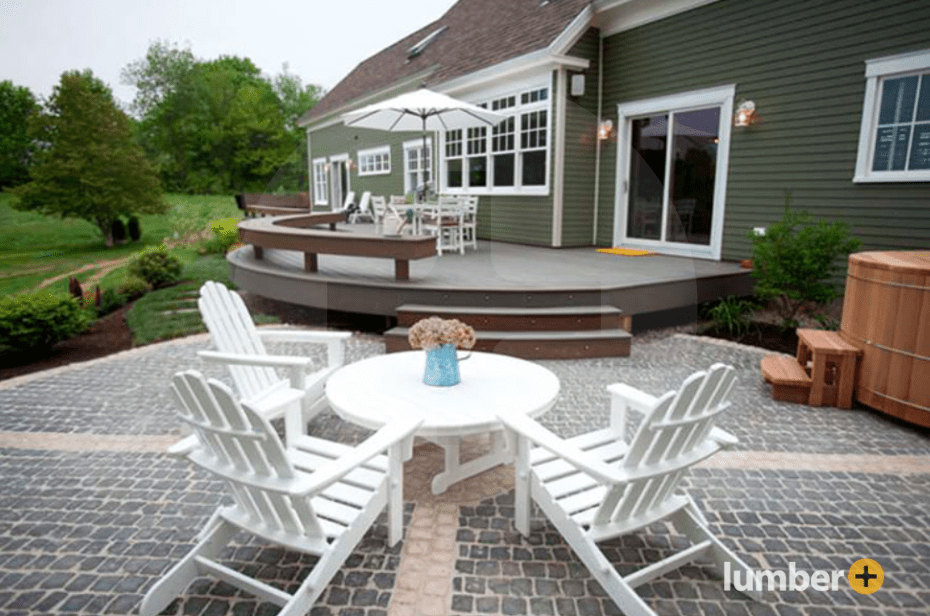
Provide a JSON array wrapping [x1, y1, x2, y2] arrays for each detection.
[[596, 364, 736, 527], [171, 371, 325, 540], [198, 281, 281, 401]]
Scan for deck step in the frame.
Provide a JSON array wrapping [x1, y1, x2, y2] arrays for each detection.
[[385, 327, 631, 359], [395, 304, 630, 332], [761, 355, 812, 404]]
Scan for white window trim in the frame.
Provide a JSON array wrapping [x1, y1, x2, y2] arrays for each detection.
[[357, 145, 391, 176], [613, 84, 735, 261], [854, 48, 930, 183], [440, 76, 553, 197], [403, 138, 433, 195], [312, 157, 329, 206]]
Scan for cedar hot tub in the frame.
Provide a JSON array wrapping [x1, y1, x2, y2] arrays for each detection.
[[840, 251, 930, 427]]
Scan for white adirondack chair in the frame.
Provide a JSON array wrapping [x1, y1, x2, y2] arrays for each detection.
[[141, 371, 421, 616], [195, 281, 351, 447], [499, 364, 762, 616], [349, 191, 374, 224]]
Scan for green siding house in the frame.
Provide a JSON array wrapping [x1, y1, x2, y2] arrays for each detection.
[[300, 0, 930, 261]]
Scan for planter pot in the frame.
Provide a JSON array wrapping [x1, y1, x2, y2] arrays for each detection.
[[423, 344, 461, 386]]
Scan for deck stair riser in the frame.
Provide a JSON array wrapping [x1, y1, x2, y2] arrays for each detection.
[[395, 304, 631, 332], [387, 303, 632, 359]]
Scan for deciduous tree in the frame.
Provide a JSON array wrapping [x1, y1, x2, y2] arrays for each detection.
[[14, 70, 166, 246], [0, 80, 37, 188]]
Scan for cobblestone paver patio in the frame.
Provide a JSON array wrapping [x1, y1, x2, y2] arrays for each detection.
[[0, 332, 928, 615]]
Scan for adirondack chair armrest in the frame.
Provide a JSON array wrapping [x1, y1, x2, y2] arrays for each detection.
[[498, 412, 626, 486], [606, 382, 658, 441], [199, 350, 315, 390], [709, 426, 739, 447], [256, 329, 351, 368], [291, 417, 423, 496]]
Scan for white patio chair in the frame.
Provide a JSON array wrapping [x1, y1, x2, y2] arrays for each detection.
[[420, 195, 464, 255], [349, 191, 373, 224], [459, 195, 478, 250], [370, 195, 388, 230], [193, 281, 351, 448], [499, 364, 762, 616], [141, 370, 421, 616], [338, 190, 355, 214]]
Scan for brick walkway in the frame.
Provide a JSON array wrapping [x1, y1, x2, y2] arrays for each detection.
[[0, 333, 928, 616]]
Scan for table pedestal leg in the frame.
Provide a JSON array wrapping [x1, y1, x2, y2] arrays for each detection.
[[430, 431, 512, 495]]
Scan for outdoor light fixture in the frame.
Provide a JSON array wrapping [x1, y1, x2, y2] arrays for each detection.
[[734, 100, 756, 127], [598, 119, 614, 140]]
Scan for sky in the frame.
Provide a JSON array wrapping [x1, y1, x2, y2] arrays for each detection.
[[0, 0, 457, 108]]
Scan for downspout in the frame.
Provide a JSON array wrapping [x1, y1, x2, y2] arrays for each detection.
[[592, 33, 604, 245]]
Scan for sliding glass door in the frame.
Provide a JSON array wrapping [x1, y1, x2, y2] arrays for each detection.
[[616, 86, 734, 259]]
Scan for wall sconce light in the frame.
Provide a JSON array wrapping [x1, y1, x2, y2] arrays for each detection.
[[324, 163, 331, 172], [346, 158, 356, 171], [734, 100, 756, 127], [598, 119, 614, 141]]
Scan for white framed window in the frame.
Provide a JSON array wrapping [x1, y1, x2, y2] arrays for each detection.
[[403, 138, 432, 195], [441, 82, 551, 195], [855, 48, 930, 183], [312, 158, 328, 205], [358, 145, 391, 176]]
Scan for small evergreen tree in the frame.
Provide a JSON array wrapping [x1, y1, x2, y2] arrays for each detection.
[[13, 70, 167, 246]]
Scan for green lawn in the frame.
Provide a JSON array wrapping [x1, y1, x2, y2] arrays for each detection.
[[0, 192, 241, 296]]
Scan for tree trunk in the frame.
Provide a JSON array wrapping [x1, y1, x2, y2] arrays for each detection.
[[97, 219, 114, 248]]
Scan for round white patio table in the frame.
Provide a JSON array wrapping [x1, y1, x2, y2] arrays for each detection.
[[326, 350, 560, 494]]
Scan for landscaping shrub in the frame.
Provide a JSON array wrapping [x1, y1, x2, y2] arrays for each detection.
[[199, 217, 241, 255], [127, 215, 141, 241], [750, 204, 860, 328], [129, 245, 183, 289], [0, 291, 90, 351], [112, 218, 127, 243], [96, 288, 128, 316], [708, 296, 755, 338], [116, 276, 151, 300]]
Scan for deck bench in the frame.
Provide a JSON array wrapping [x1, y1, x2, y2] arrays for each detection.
[[238, 213, 436, 281], [235, 193, 311, 217]]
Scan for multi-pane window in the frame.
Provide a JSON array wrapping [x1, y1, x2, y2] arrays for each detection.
[[312, 159, 328, 205], [520, 110, 547, 186], [871, 73, 930, 172], [442, 85, 550, 193], [358, 146, 391, 176], [855, 49, 930, 182], [445, 130, 463, 188], [404, 139, 432, 195], [467, 127, 487, 188]]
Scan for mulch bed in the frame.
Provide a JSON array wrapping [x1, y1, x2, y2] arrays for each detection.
[[0, 305, 134, 381], [701, 322, 800, 355]]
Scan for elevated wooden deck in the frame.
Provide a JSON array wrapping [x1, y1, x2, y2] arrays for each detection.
[[228, 229, 753, 322]]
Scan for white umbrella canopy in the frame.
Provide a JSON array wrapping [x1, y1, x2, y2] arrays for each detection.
[[342, 88, 505, 132]]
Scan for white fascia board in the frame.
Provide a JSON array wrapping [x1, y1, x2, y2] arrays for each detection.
[[595, 0, 719, 37], [439, 50, 589, 98], [548, 4, 596, 55], [865, 48, 930, 77]]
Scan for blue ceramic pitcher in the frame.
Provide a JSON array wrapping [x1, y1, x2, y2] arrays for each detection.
[[423, 344, 468, 386]]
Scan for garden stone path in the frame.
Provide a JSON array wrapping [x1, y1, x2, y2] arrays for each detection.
[[0, 332, 927, 616]]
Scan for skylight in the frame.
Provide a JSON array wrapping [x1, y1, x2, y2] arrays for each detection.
[[407, 26, 447, 58]]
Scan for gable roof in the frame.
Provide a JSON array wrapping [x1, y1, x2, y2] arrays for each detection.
[[301, 0, 592, 125]]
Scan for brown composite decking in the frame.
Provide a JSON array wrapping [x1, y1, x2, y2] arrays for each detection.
[[228, 224, 754, 318]]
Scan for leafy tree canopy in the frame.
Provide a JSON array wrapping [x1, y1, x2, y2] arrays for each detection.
[[0, 80, 37, 188], [13, 70, 166, 246], [122, 43, 324, 193]]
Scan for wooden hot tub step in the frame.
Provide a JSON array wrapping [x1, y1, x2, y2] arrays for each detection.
[[385, 327, 631, 359], [761, 355, 812, 404]]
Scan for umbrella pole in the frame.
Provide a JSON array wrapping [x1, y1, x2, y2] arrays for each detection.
[[421, 117, 429, 203]]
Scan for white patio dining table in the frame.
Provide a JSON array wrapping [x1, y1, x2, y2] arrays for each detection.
[[325, 350, 560, 494]]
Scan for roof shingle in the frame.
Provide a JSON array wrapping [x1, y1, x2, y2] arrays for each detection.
[[302, 0, 591, 125]]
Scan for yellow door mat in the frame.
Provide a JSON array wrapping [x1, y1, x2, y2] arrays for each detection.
[[597, 247, 656, 256]]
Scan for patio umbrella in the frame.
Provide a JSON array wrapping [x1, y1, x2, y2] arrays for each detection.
[[342, 88, 505, 198]]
